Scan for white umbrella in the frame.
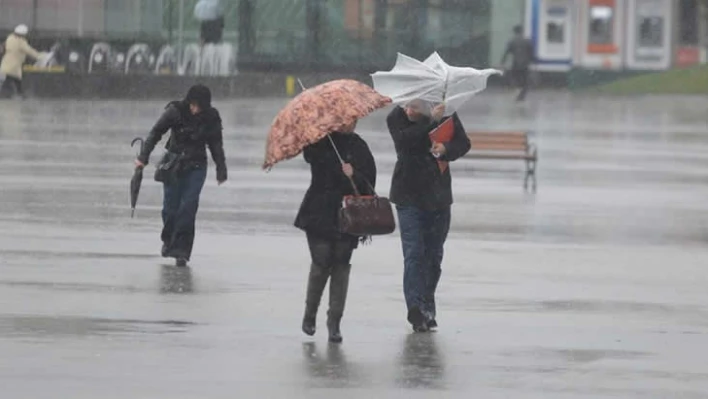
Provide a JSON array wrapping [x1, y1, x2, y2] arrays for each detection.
[[194, 0, 224, 21], [371, 52, 502, 114]]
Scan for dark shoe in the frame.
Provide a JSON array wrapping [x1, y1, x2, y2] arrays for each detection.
[[327, 316, 342, 344], [302, 314, 316, 336], [175, 257, 188, 267], [408, 307, 428, 333], [413, 323, 429, 333], [427, 319, 438, 330]]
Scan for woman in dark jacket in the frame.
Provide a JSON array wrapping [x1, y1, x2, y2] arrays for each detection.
[[135, 85, 227, 267], [295, 123, 376, 343]]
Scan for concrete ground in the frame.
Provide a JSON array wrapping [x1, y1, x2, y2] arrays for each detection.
[[0, 91, 707, 398]]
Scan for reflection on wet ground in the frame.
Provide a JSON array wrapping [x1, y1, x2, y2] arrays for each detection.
[[508, 348, 652, 364], [0, 315, 196, 338], [302, 342, 360, 389], [1, 92, 708, 397], [159, 265, 194, 294], [397, 333, 445, 390]]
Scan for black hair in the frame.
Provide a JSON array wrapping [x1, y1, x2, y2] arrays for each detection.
[[185, 84, 212, 110], [514, 25, 523, 35]]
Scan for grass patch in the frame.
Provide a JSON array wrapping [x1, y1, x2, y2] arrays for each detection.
[[593, 65, 708, 94]]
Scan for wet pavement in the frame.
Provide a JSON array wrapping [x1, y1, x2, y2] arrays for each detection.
[[1, 91, 708, 398]]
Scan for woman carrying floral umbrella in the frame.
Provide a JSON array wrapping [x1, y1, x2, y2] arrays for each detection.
[[264, 79, 390, 343]]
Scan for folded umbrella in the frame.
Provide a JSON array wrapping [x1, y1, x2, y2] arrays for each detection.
[[130, 137, 144, 218], [263, 79, 391, 170], [371, 52, 502, 114]]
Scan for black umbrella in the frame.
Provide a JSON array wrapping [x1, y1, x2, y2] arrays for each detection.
[[130, 137, 145, 218]]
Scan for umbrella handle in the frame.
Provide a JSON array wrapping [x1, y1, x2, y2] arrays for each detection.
[[131, 137, 145, 158], [327, 135, 360, 196], [327, 135, 345, 164], [442, 70, 449, 102]]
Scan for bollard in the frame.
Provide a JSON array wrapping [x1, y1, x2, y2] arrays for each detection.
[[286, 75, 296, 96]]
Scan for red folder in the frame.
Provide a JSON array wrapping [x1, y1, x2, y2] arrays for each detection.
[[429, 117, 454, 173]]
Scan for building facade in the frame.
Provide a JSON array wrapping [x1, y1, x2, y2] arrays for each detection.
[[525, 0, 708, 72], [0, 0, 524, 72]]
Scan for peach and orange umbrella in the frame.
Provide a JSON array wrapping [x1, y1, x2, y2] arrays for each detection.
[[263, 79, 391, 170]]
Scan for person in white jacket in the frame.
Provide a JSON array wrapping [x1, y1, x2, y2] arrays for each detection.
[[0, 25, 41, 98]]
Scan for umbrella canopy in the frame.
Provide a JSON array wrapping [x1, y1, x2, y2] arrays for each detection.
[[371, 52, 502, 114], [194, 0, 224, 21], [263, 79, 391, 169], [130, 137, 144, 218]]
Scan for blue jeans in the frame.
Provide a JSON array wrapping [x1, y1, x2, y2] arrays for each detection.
[[397, 206, 451, 322], [162, 166, 207, 260]]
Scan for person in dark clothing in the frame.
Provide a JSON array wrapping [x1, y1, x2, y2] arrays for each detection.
[[201, 16, 225, 44], [387, 100, 470, 332], [295, 123, 376, 343], [195, 0, 225, 44], [501, 25, 535, 102], [135, 85, 227, 267]]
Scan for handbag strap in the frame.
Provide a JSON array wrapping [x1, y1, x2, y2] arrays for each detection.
[[346, 177, 361, 196], [353, 174, 377, 196]]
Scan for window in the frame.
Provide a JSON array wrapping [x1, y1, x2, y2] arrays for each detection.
[[589, 5, 614, 45], [679, 0, 699, 45], [547, 22, 565, 44], [637, 16, 663, 48], [546, 6, 567, 44]]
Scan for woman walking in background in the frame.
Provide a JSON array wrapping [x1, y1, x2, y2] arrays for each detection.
[[295, 122, 376, 343], [135, 85, 227, 267]]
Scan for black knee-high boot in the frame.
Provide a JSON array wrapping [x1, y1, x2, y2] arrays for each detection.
[[327, 263, 351, 343], [302, 262, 330, 336]]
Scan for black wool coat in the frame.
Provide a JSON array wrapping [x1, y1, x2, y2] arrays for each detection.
[[294, 132, 377, 239], [138, 101, 227, 182], [387, 106, 470, 211]]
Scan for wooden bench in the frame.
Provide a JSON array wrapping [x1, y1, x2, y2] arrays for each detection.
[[465, 131, 538, 192]]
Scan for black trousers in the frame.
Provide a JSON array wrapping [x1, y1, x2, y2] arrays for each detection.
[[510, 67, 529, 101], [304, 232, 356, 321], [0, 76, 22, 98], [161, 167, 207, 261]]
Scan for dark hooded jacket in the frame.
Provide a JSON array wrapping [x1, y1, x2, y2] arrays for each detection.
[[294, 132, 376, 239], [387, 106, 470, 211], [502, 36, 535, 70], [138, 86, 227, 182]]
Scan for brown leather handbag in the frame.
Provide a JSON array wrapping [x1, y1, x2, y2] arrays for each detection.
[[338, 178, 396, 236], [325, 135, 396, 236]]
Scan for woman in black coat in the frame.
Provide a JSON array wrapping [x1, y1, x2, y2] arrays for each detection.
[[135, 85, 227, 267], [295, 124, 376, 343]]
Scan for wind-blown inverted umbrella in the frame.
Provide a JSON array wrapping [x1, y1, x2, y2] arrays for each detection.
[[371, 52, 502, 114], [263, 79, 391, 170], [130, 137, 144, 218]]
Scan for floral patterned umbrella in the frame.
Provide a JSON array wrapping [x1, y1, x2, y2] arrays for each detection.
[[263, 79, 391, 170]]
